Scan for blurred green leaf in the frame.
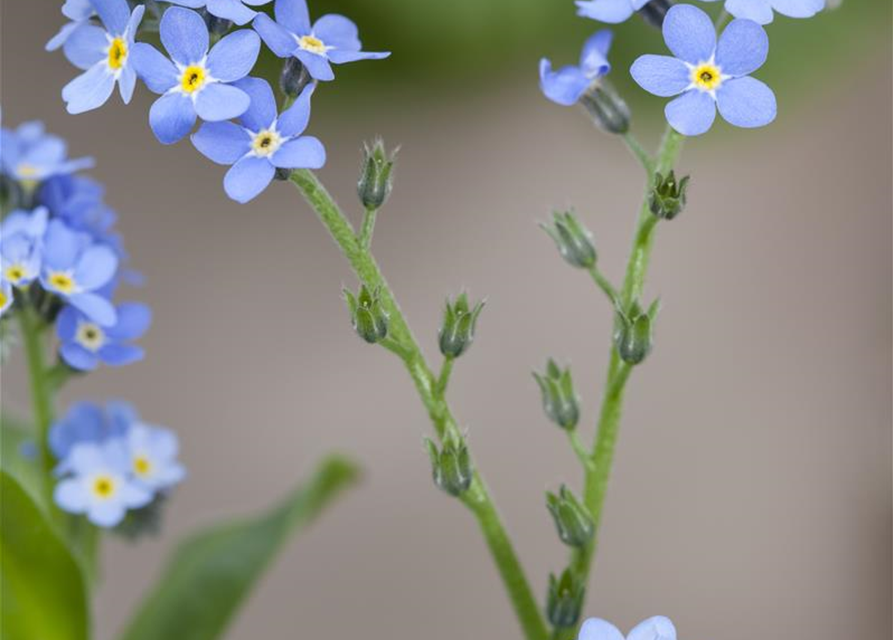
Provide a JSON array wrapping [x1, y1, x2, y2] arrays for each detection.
[[0, 470, 90, 640], [0, 414, 45, 510], [118, 455, 360, 640]]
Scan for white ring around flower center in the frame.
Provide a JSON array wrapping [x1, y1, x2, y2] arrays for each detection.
[[76, 321, 106, 352], [251, 128, 283, 157]]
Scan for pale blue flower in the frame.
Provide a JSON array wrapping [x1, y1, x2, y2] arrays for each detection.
[[700, 0, 824, 24], [0, 121, 94, 183], [579, 616, 676, 640], [125, 422, 186, 491], [131, 7, 261, 144], [0, 207, 48, 288], [575, 0, 649, 23], [47, 0, 94, 52], [50, 400, 135, 461], [165, 0, 273, 26], [57, 301, 151, 370], [630, 4, 776, 136], [540, 30, 612, 106], [61, 0, 145, 114], [192, 78, 325, 202]]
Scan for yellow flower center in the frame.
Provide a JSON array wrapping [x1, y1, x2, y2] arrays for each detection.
[[0, 289, 8, 310], [5, 264, 28, 285], [251, 129, 282, 157], [692, 63, 723, 92], [76, 322, 105, 352], [92, 475, 117, 499], [16, 164, 39, 178], [298, 35, 327, 55], [180, 64, 207, 94], [48, 271, 76, 294], [107, 37, 127, 70], [133, 455, 153, 477]]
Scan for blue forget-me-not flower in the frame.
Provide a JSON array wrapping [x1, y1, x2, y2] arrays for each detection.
[[253, 0, 390, 82], [0, 280, 12, 317], [0, 121, 94, 184], [125, 422, 186, 491], [57, 301, 151, 370], [165, 0, 273, 26], [630, 4, 776, 136], [700, 0, 824, 24], [131, 7, 261, 144], [192, 78, 325, 202], [47, 0, 94, 52], [50, 400, 134, 461], [540, 30, 613, 106], [578, 616, 676, 640], [61, 0, 145, 114], [575, 0, 650, 24], [1, 207, 48, 289]]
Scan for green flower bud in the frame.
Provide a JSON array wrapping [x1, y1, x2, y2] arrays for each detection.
[[546, 485, 594, 548], [547, 569, 586, 629], [438, 293, 484, 359], [357, 139, 396, 210], [579, 80, 630, 135], [279, 57, 312, 98], [637, 0, 673, 29], [541, 210, 597, 269], [649, 171, 690, 221], [533, 359, 580, 430], [426, 435, 473, 497], [344, 285, 389, 344], [614, 299, 658, 365]]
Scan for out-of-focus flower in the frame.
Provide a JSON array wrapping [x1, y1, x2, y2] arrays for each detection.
[[0, 280, 12, 317], [46, 0, 94, 52], [166, 0, 273, 26], [1, 207, 48, 288], [131, 7, 260, 144], [575, 0, 650, 24], [578, 616, 676, 640], [57, 301, 151, 370], [50, 400, 135, 461], [191, 78, 325, 202], [540, 30, 612, 106], [0, 121, 94, 184], [630, 4, 776, 136], [253, 0, 390, 82], [701, 0, 824, 24], [125, 423, 186, 491]]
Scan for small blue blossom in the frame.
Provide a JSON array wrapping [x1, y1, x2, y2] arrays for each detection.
[[131, 7, 261, 144], [540, 30, 613, 106], [165, 0, 273, 26], [50, 400, 135, 461], [192, 78, 325, 202], [125, 422, 186, 491], [253, 0, 390, 82], [57, 301, 151, 370], [46, 0, 94, 52], [630, 4, 776, 136], [0, 280, 12, 317], [0, 207, 49, 288], [578, 616, 676, 640], [575, 0, 650, 23], [700, 0, 824, 24], [39, 219, 119, 326], [54, 439, 152, 527], [40, 174, 117, 243], [61, 0, 146, 114], [0, 121, 94, 183]]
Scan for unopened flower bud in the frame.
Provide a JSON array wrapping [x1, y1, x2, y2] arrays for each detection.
[[438, 293, 484, 359], [344, 285, 389, 344], [200, 9, 232, 36], [547, 569, 586, 629], [637, 0, 673, 29], [357, 139, 396, 210], [650, 171, 689, 220], [279, 57, 313, 98], [614, 299, 658, 365], [579, 80, 630, 135], [533, 359, 580, 430], [546, 485, 594, 548], [426, 435, 473, 497], [541, 210, 596, 269]]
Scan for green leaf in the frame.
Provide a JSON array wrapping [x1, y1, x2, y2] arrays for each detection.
[[119, 455, 360, 640], [1, 413, 46, 510], [0, 471, 90, 640]]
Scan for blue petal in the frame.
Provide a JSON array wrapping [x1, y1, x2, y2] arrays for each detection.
[[194, 83, 251, 121], [165, 0, 206, 6], [772, 0, 825, 18], [63, 24, 107, 70], [271, 136, 325, 169], [91, 0, 130, 33], [276, 83, 314, 136], [663, 4, 716, 64], [224, 155, 275, 203], [232, 77, 277, 131], [716, 19, 768, 77], [327, 49, 390, 64], [99, 343, 144, 366], [74, 244, 118, 289], [665, 89, 716, 136], [62, 65, 117, 114], [725, 0, 774, 23], [313, 14, 358, 48], [47, 22, 86, 52], [207, 29, 261, 82], [54, 479, 89, 513], [68, 292, 117, 326], [192, 121, 251, 164], [64, 0, 95, 21], [295, 49, 334, 80], [131, 43, 178, 94], [57, 306, 81, 341], [60, 342, 99, 371], [578, 619, 625, 640], [149, 93, 197, 144], [275, 0, 311, 34], [43, 220, 84, 270], [252, 13, 298, 57], [207, 0, 257, 25], [627, 616, 677, 640], [715, 76, 776, 128], [125, 4, 145, 38], [630, 54, 690, 97], [88, 501, 127, 527], [579, 29, 613, 76], [575, 0, 635, 24], [538, 59, 589, 107], [118, 66, 137, 103], [105, 302, 151, 340], [160, 6, 209, 64]]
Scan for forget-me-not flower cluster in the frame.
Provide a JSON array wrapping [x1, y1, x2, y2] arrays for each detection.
[[577, 616, 676, 640]]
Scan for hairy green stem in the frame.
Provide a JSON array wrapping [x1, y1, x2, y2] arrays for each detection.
[[18, 306, 55, 483], [359, 207, 378, 250], [588, 267, 618, 306], [289, 169, 549, 640], [622, 133, 654, 173]]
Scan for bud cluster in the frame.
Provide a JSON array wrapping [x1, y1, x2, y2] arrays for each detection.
[[649, 171, 690, 221]]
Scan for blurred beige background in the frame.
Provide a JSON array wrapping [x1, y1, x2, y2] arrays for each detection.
[[2, 1, 891, 639]]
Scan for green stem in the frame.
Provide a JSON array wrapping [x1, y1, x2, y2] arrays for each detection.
[[359, 207, 378, 250], [622, 133, 654, 173], [567, 431, 594, 471], [289, 169, 549, 640], [435, 356, 454, 397], [587, 267, 618, 306], [18, 306, 55, 482]]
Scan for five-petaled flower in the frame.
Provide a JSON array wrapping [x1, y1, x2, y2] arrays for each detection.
[[630, 4, 776, 136], [57, 301, 151, 370], [1, 207, 49, 289], [60, 0, 145, 114], [125, 422, 187, 492], [578, 615, 676, 640], [253, 0, 390, 82], [0, 121, 94, 184], [192, 78, 325, 202], [131, 7, 261, 144], [540, 30, 613, 106], [700, 0, 824, 24], [575, 0, 650, 24], [166, 0, 273, 26]]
